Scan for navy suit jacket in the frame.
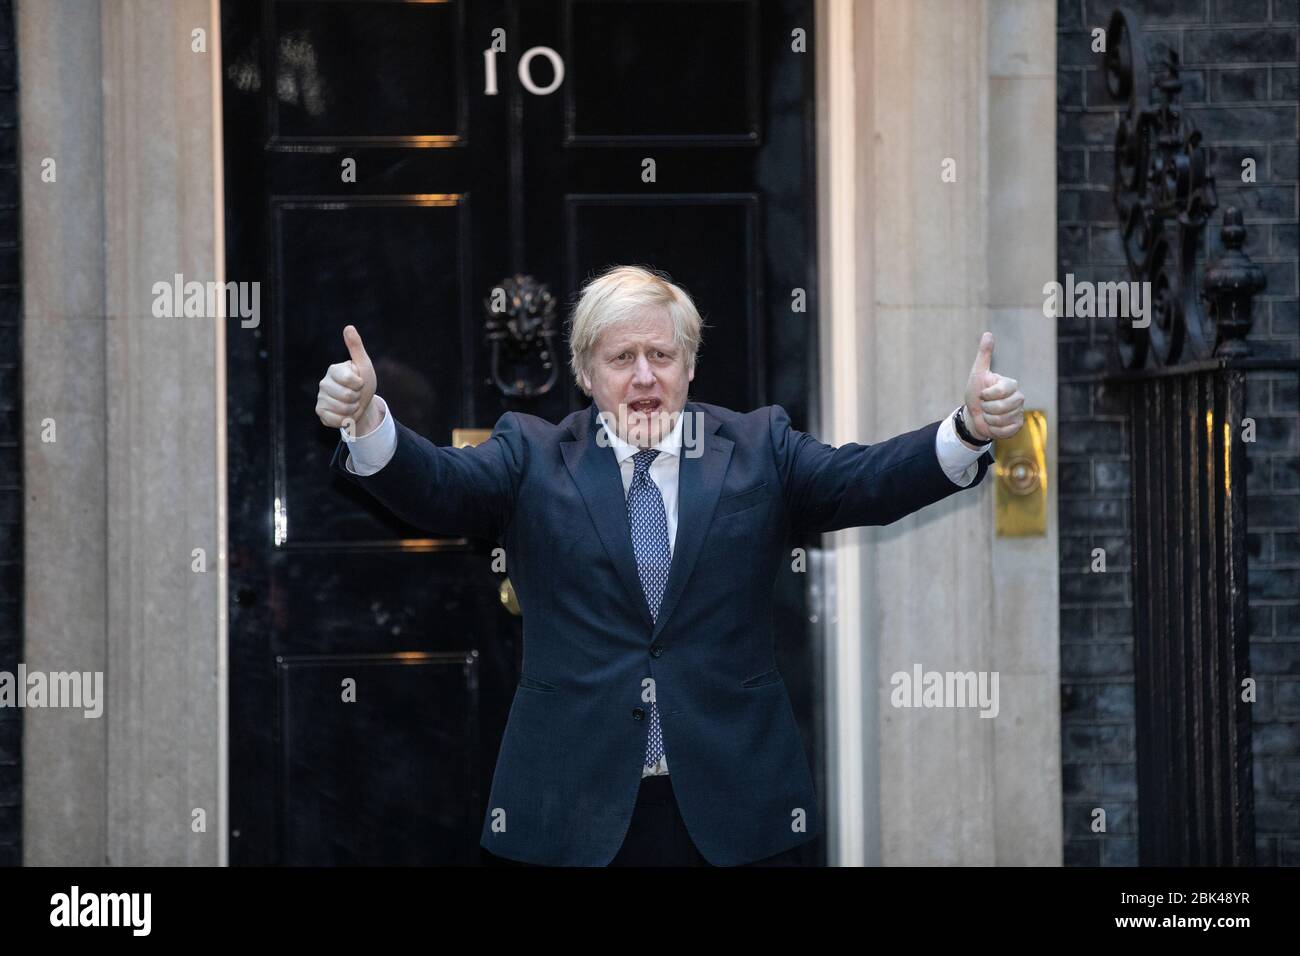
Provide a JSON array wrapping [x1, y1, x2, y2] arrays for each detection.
[[330, 400, 993, 865]]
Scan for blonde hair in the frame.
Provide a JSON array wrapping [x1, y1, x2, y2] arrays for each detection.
[[567, 265, 704, 396]]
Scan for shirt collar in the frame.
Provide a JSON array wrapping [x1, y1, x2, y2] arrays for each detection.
[[596, 404, 686, 465]]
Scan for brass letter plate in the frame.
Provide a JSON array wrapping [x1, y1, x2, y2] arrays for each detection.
[[994, 409, 1048, 537]]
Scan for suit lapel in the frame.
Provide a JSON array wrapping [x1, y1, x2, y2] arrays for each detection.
[[561, 404, 654, 628], [560, 402, 733, 641], [651, 402, 731, 640]]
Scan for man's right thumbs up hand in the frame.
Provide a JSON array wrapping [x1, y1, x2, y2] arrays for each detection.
[[316, 325, 379, 438]]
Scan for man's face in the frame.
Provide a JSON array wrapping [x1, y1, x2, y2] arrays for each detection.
[[580, 306, 694, 448]]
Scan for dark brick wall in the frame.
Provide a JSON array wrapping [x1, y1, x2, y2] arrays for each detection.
[[1058, 0, 1299, 865], [0, 0, 19, 867]]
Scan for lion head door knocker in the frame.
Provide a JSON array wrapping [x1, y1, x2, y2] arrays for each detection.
[[483, 274, 560, 398]]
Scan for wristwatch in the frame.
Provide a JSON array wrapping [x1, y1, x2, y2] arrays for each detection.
[[954, 404, 992, 447]]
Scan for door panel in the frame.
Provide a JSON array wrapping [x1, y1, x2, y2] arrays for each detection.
[[278, 653, 479, 865], [274, 197, 470, 544], [565, 1, 759, 143], [269, 0, 465, 145]]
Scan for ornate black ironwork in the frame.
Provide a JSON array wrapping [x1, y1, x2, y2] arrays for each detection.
[[1105, 7, 1265, 370], [482, 274, 560, 398], [1203, 209, 1267, 360], [1098, 7, 1288, 866]]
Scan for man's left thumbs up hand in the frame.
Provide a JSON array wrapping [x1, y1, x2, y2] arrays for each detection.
[[963, 331, 1025, 443]]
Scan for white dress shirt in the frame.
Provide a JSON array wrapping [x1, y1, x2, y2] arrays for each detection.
[[340, 398, 990, 778]]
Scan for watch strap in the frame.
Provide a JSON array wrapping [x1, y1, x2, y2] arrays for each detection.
[[954, 405, 992, 447]]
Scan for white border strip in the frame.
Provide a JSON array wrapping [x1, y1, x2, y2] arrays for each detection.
[[210, 0, 229, 868], [815, 0, 868, 867]]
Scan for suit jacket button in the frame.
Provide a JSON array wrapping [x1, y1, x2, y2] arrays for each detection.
[[649, 643, 663, 658], [632, 707, 645, 720]]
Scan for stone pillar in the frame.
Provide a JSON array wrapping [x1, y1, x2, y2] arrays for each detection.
[[817, 0, 1061, 865], [20, 0, 225, 865]]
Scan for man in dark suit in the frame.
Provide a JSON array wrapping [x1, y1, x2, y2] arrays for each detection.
[[315, 265, 1025, 866]]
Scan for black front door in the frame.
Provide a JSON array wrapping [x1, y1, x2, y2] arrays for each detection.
[[223, 0, 821, 865]]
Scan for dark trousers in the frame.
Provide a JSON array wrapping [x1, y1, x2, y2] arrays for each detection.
[[486, 773, 812, 867]]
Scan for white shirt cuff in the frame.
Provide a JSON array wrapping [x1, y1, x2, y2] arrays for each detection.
[[935, 405, 990, 487], [342, 395, 397, 476]]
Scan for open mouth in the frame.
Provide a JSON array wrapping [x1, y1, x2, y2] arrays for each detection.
[[628, 399, 662, 413]]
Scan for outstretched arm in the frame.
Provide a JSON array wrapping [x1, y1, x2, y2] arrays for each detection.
[[771, 407, 987, 534], [317, 325, 523, 541], [772, 332, 1024, 534]]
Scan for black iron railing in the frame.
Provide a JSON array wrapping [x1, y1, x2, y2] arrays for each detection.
[[1118, 359, 1250, 865]]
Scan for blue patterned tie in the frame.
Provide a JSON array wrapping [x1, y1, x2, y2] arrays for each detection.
[[627, 448, 671, 770]]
